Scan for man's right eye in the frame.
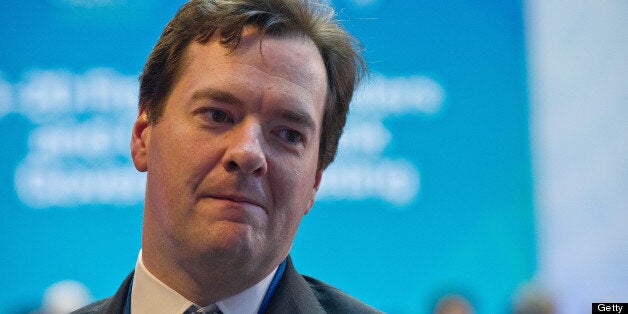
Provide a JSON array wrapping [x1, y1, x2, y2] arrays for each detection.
[[205, 108, 233, 123]]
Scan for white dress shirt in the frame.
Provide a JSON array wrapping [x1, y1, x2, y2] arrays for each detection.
[[130, 251, 278, 314]]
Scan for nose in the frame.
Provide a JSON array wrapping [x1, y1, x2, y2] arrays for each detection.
[[222, 120, 268, 176]]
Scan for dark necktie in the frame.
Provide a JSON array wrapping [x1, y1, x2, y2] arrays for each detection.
[[183, 304, 223, 314]]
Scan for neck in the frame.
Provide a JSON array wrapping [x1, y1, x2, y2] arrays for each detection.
[[141, 232, 281, 305]]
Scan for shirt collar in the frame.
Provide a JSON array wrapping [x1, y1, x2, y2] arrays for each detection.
[[131, 250, 278, 314]]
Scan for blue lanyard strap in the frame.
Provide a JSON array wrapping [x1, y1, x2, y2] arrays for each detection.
[[258, 258, 286, 314], [124, 276, 134, 314], [124, 258, 287, 314]]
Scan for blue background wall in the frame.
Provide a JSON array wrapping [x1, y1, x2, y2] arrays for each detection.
[[0, 1, 536, 313]]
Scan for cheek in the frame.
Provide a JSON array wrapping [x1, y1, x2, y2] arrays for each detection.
[[268, 160, 317, 221], [151, 124, 218, 185], [146, 127, 204, 214]]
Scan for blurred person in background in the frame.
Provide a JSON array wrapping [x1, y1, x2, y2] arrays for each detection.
[[433, 293, 474, 314]]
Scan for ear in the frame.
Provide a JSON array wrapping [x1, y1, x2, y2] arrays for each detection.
[[304, 169, 323, 215], [130, 107, 151, 172]]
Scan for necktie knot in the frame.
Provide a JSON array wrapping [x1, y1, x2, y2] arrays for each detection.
[[183, 304, 223, 314]]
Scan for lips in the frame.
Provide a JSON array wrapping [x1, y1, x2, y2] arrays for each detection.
[[206, 194, 265, 209]]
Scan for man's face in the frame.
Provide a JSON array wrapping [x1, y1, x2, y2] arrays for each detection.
[[131, 27, 327, 277]]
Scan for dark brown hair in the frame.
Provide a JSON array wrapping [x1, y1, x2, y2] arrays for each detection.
[[139, 0, 365, 169]]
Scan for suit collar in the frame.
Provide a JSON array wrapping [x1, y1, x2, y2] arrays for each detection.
[[265, 256, 325, 313], [100, 271, 133, 314], [90, 256, 323, 314]]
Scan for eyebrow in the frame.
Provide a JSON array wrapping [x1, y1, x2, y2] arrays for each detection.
[[190, 87, 317, 131], [270, 108, 317, 132], [190, 88, 245, 107]]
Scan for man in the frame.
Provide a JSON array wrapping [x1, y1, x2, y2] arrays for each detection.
[[74, 0, 379, 313]]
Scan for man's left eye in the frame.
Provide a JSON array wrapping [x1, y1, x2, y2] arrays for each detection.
[[278, 129, 304, 144]]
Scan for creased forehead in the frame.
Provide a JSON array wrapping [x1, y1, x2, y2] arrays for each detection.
[[188, 26, 327, 94]]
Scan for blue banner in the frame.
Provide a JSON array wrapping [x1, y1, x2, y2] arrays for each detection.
[[0, 1, 535, 313]]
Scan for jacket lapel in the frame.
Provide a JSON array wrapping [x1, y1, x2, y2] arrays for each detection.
[[265, 256, 325, 314], [101, 271, 133, 314]]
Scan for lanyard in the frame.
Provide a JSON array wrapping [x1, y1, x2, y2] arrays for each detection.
[[124, 258, 287, 314], [257, 258, 286, 314], [124, 276, 133, 314]]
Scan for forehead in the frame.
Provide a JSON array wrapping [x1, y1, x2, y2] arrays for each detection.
[[182, 27, 327, 95]]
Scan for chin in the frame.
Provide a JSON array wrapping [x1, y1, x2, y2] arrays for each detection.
[[200, 221, 263, 258]]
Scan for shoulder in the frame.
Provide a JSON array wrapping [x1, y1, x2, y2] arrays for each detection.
[[302, 275, 383, 314], [267, 257, 382, 313], [71, 272, 133, 314], [70, 298, 115, 314]]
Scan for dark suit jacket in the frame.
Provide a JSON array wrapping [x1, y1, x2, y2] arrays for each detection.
[[72, 257, 381, 314]]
